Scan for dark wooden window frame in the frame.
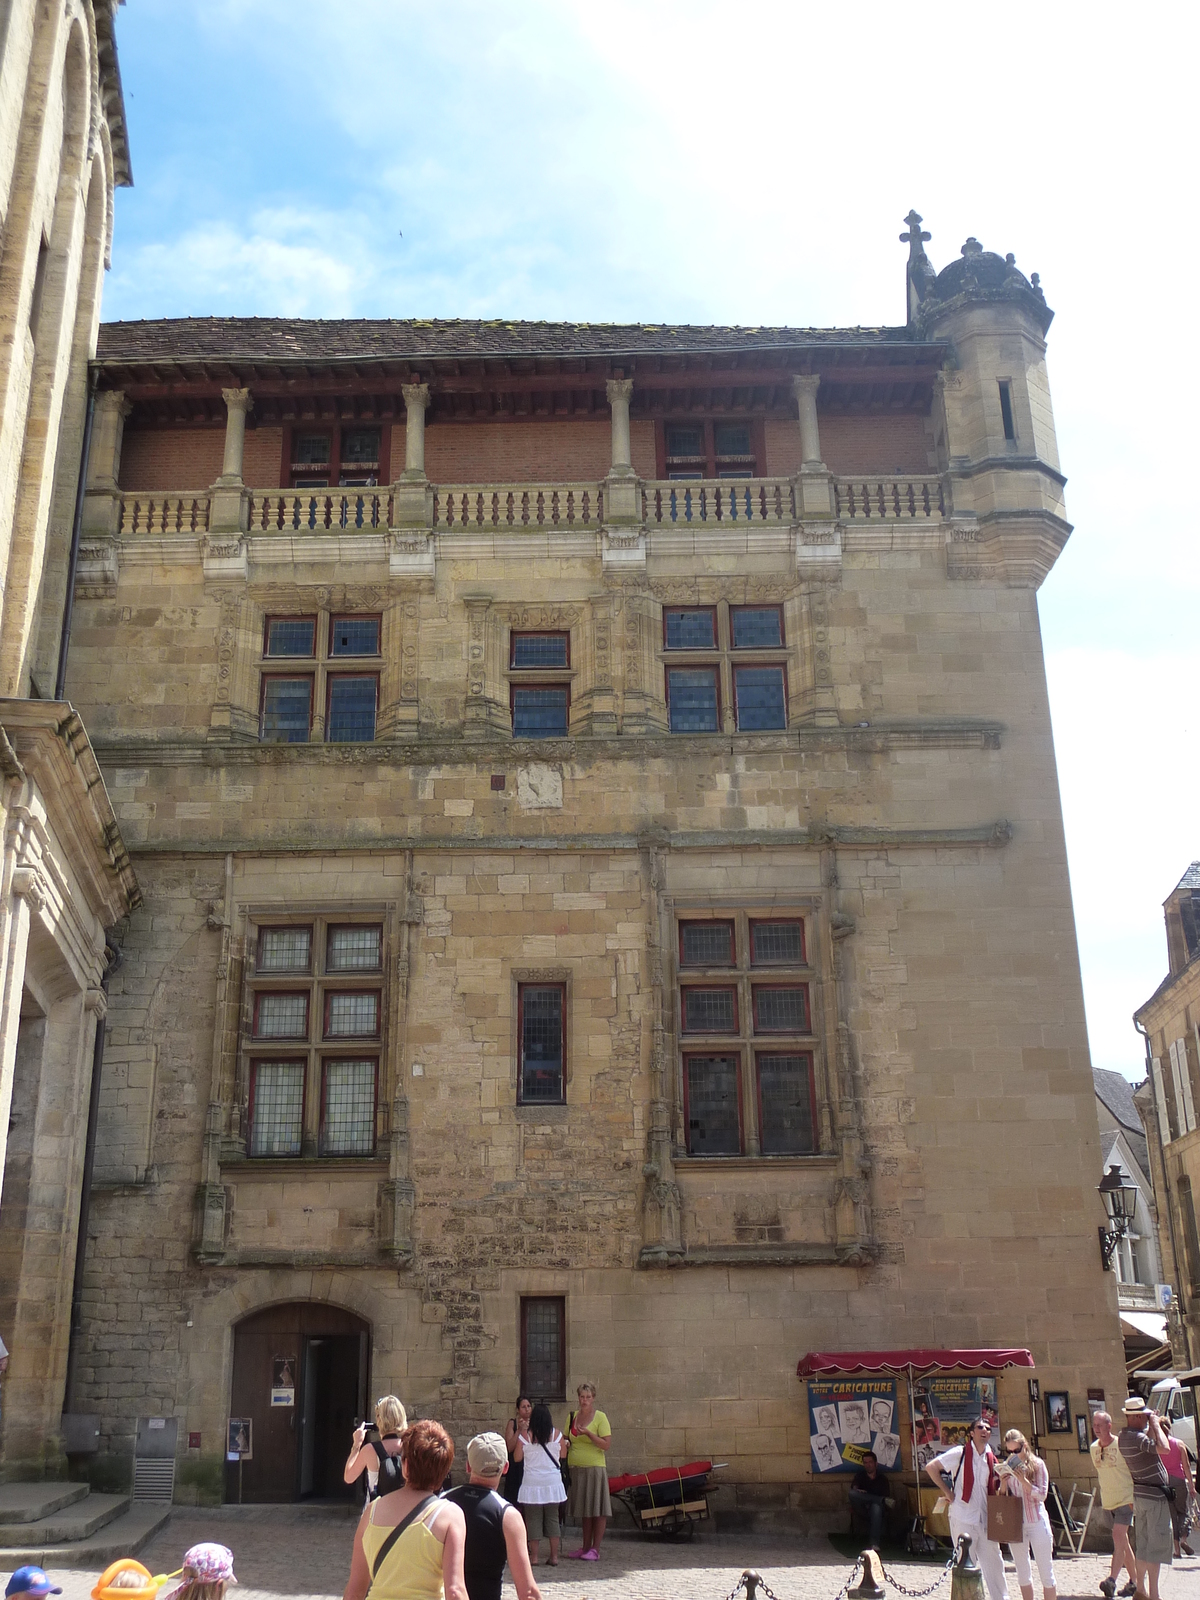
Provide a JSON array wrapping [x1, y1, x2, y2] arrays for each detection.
[[510, 681, 571, 739], [729, 604, 785, 650], [328, 614, 383, 659], [325, 671, 379, 743], [655, 418, 765, 480], [662, 606, 718, 652], [678, 919, 736, 968], [665, 664, 721, 734], [680, 984, 739, 1035], [263, 614, 318, 658], [282, 422, 391, 489], [519, 1295, 567, 1401], [325, 923, 384, 974], [749, 917, 807, 967]]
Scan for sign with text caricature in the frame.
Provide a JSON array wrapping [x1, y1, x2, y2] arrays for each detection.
[[806, 1379, 901, 1473]]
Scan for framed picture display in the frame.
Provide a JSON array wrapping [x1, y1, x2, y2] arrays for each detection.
[[1046, 1391, 1071, 1433], [1075, 1414, 1089, 1452]]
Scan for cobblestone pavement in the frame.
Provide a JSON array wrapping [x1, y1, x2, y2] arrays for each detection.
[[32, 1508, 1200, 1600]]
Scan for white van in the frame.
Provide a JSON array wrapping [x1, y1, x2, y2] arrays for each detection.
[[1150, 1377, 1196, 1462]]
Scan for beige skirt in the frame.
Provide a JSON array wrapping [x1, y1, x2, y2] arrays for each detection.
[[567, 1464, 611, 1519]]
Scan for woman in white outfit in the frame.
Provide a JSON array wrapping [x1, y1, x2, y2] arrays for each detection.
[[514, 1402, 568, 1566], [1001, 1428, 1056, 1600]]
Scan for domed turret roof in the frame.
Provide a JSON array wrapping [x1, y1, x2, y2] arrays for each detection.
[[901, 216, 1053, 337]]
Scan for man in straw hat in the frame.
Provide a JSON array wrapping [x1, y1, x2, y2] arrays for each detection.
[[1117, 1396, 1172, 1600]]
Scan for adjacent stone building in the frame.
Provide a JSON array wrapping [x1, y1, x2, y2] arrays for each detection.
[[0, 1, 137, 1478], [1135, 863, 1200, 1372], [57, 218, 1126, 1518]]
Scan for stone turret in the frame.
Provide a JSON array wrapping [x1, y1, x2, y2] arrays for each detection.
[[903, 214, 1072, 587]]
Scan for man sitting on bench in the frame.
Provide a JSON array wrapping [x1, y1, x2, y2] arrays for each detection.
[[849, 1451, 894, 1548]]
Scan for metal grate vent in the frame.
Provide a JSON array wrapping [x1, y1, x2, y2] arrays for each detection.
[[132, 1457, 176, 1502]]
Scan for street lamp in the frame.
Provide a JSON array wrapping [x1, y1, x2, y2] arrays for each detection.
[[1098, 1164, 1138, 1271]]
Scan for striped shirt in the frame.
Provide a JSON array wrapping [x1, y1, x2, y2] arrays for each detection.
[[1117, 1425, 1168, 1497]]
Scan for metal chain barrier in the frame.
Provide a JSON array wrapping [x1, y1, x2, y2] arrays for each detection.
[[725, 1570, 836, 1600], [878, 1555, 955, 1598]]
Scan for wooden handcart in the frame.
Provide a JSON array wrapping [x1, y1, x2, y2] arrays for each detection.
[[608, 1460, 722, 1539]]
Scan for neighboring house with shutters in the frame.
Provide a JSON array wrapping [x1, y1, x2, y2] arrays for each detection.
[[1094, 1069, 1170, 1366], [1134, 862, 1200, 1370]]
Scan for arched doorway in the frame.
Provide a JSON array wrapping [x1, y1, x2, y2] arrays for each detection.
[[227, 1301, 370, 1503]]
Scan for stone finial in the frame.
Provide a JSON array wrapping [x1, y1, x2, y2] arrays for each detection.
[[961, 238, 983, 257], [900, 209, 931, 263]]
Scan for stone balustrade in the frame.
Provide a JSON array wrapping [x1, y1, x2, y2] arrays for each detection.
[[117, 493, 211, 535], [644, 477, 796, 527], [433, 483, 604, 530], [833, 476, 945, 520], [250, 490, 389, 531]]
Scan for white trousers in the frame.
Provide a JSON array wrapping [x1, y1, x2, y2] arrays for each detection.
[[948, 1509, 1009, 1600], [1011, 1515, 1056, 1591]]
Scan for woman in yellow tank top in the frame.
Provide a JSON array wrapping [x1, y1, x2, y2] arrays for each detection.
[[343, 1420, 466, 1600]]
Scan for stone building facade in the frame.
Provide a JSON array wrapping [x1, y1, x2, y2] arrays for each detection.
[[59, 220, 1126, 1517], [1134, 863, 1200, 1370], [0, 2, 137, 1477]]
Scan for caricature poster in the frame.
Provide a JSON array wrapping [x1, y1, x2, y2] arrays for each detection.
[[806, 1379, 901, 1473]]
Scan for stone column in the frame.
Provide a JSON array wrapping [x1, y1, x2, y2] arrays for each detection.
[[793, 375, 823, 468], [209, 388, 254, 534], [792, 374, 835, 519], [603, 378, 643, 558], [80, 390, 132, 540], [218, 388, 253, 483], [393, 384, 435, 534], [606, 378, 634, 476]]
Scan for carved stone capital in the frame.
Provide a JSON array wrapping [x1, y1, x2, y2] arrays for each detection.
[[220, 387, 254, 417], [11, 866, 49, 912], [85, 987, 108, 1018], [606, 378, 634, 404], [792, 374, 821, 402], [401, 383, 431, 412]]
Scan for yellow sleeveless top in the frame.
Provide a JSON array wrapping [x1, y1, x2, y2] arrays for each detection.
[[362, 1496, 444, 1600]]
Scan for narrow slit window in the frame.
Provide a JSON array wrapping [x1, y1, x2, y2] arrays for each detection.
[[249, 1061, 305, 1157], [520, 1296, 566, 1400], [999, 381, 1016, 442], [518, 984, 565, 1104]]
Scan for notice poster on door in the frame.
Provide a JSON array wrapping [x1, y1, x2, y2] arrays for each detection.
[[227, 1417, 253, 1461], [912, 1376, 999, 1468], [807, 1378, 901, 1473], [271, 1355, 296, 1407]]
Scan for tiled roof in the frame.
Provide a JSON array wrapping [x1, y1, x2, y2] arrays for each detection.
[[1172, 861, 1200, 893], [1094, 1068, 1143, 1134], [95, 316, 925, 364]]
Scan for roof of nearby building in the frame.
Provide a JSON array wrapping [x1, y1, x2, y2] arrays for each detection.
[[1172, 861, 1200, 893], [94, 316, 932, 364], [1095, 1069, 1151, 1180]]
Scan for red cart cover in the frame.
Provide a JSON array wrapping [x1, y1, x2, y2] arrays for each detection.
[[608, 1460, 713, 1493], [796, 1348, 1034, 1377]]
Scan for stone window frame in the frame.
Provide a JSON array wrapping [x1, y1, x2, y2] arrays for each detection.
[[236, 904, 395, 1162], [510, 966, 572, 1113], [258, 608, 383, 743], [519, 1294, 567, 1401], [656, 598, 794, 736], [665, 893, 835, 1162]]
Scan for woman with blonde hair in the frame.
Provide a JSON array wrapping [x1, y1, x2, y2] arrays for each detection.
[[564, 1381, 611, 1561], [344, 1395, 408, 1500], [1000, 1428, 1056, 1600]]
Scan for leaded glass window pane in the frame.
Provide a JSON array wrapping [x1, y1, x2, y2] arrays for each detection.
[[714, 422, 751, 456], [328, 925, 382, 972], [750, 921, 804, 965], [321, 1058, 376, 1155], [520, 985, 564, 1103], [734, 666, 786, 731], [511, 632, 569, 669], [731, 607, 783, 649], [681, 987, 737, 1033], [258, 926, 312, 973], [342, 428, 380, 464], [330, 617, 380, 657], [293, 433, 330, 465], [250, 1062, 304, 1157], [757, 1053, 816, 1155], [512, 686, 569, 738], [261, 677, 312, 742], [522, 1298, 563, 1398], [265, 618, 316, 657], [753, 985, 809, 1033], [685, 1055, 741, 1155], [255, 992, 308, 1038], [327, 675, 377, 742], [325, 991, 379, 1037], [679, 922, 735, 967], [663, 608, 717, 650], [667, 668, 719, 733], [665, 424, 704, 459]]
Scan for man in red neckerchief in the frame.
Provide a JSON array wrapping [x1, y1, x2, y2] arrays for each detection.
[[926, 1417, 1009, 1600]]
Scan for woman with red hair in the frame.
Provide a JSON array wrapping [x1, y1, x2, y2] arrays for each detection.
[[343, 1420, 466, 1600]]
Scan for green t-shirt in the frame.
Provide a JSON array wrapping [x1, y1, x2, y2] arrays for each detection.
[[566, 1408, 611, 1469]]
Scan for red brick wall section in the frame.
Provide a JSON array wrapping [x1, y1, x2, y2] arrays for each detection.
[[243, 426, 283, 487], [765, 414, 934, 478], [119, 427, 225, 490], [418, 418, 650, 483]]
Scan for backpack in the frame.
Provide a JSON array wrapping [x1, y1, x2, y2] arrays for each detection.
[[371, 1439, 404, 1498]]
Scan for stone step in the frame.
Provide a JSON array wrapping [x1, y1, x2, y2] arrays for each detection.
[[0, 1482, 91, 1526], [0, 1492, 129, 1547], [0, 1503, 171, 1567]]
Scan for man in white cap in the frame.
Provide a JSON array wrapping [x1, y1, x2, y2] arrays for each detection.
[[443, 1432, 540, 1600], [1117, 1396, 1172, 1600]]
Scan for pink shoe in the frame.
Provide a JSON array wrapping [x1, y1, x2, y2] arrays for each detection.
[[566, 1549, 586, 1559], [581, 1549, 599, 1561]]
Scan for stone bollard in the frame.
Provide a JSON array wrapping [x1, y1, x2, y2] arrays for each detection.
[[743, 1574, 762, 1600], [848, 1550, 885, 1599], [949, 1536, 983, 1600]]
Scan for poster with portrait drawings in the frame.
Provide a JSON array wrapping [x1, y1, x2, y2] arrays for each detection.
[[806, 1378, 901, 1473]]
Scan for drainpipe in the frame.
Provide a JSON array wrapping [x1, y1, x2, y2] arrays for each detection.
[[55, 367, 99, 700], [1135, 1017, 1191, 1368], [63, 936, 122, 1413]]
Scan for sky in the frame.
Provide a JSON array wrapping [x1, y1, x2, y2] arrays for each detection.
[[105, 1, 1198, 1078]]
